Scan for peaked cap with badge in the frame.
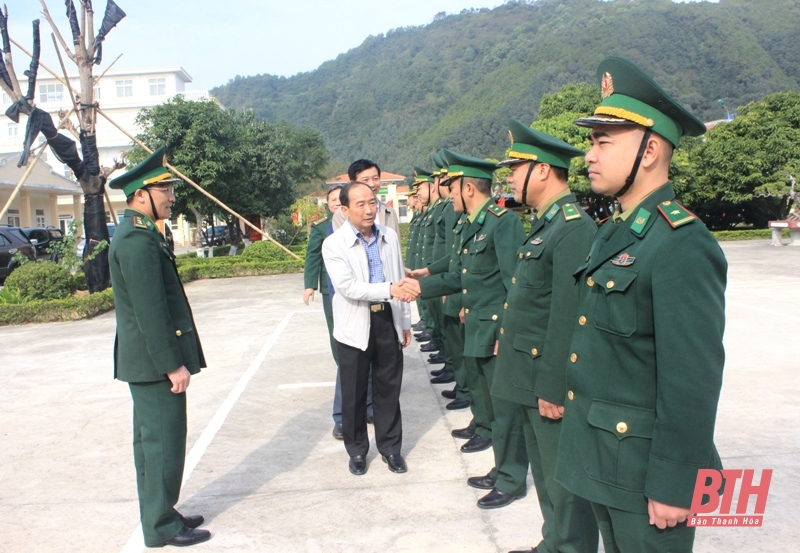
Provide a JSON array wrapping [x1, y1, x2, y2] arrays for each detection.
[[110, 146, 182, 197], [575, 56, 706, 147], [498, 118, 585, 169], [413, 166, 434, 184], [442, 149, 497, 181]]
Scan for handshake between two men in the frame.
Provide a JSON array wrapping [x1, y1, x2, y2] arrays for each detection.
[[389, 267, 431, 303]]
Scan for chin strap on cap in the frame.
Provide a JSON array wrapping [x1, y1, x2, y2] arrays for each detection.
[[615, 129, 652, 198]]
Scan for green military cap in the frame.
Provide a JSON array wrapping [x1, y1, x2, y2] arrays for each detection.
[[109, 146, 181, 197], [575, 56, 706, 147], [413, 166, 434, 184], [436, 149, 451, 185], [498, 118, 585, 169], [442, 149, 497, 181]]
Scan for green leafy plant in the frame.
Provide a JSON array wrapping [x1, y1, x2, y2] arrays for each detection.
[[4, 261, 77, 301], [240, 240, 299, 262], [0, 287, 29, 305]]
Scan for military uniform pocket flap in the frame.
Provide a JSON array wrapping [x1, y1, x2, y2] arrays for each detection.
[[471, 240, 488, 254], [587, 400, 654, 440], [590, 267, 638, 294], [477, 307, 501, 322], [174, 319, 195, 337], [520, 243, 544, 260], [512, 331, 542, 358]]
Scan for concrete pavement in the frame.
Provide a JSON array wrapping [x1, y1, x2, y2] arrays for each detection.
[[0, 240, 797, 552]]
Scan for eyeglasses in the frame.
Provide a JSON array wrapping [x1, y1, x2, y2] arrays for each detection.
[[148, 186, 175, 195]]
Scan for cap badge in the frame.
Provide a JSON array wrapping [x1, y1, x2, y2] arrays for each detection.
[[162, 155, 167, 167], [611, 253, 635, 267], [635, 216, 646, 225], [508, 130, 514, 145], [601, 72, 614, 99]]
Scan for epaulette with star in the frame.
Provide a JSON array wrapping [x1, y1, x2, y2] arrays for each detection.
[[312, 216, 329, 227], [488, 204, 507, 217], [133, 216, 148, 230], [562, 203, 582, 222], [657, 200, 696, 229]]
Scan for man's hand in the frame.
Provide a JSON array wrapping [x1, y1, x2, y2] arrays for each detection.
[[459, 307, 465, 324], [648, 499, 691, 530], [538, 398, 565, 420], [401, 329, 412, 348], [406, 268, 430, 279], [167, 366, 191, 394], [391, 278, 421, 302], [303, 288, 315, 305]]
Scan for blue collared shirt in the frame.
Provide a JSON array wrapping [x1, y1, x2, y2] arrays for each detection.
[[350, 222, 385, 284]]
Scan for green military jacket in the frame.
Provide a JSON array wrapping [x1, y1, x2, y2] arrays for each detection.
[[303, 212, 331, 294], [405, 210, 419, 268], [555, 184, 727, 514], [431, 198, 451, 262], [410, 208, 426, 270], [110, 209, 206, 383], [492, 193, 596, 408], [427, 207, 468, 318], [420, 200, 525, 357], [419, 199, 442, 268]]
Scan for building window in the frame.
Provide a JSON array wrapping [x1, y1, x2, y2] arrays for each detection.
[[39, 83, 64, 103], [116, 79, 133, 97], [64, 164, 72, 179], [35, 209, 46, 228], [149, 77, 166, 96], [7, 209, 20, 227], [8, 122, 18, 137], [94, 86, 101, 100]]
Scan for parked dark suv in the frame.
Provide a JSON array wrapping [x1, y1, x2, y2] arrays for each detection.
[[0, 225, 36, 283], [200, 225, 230, 246], [22, 227, 64, 260]]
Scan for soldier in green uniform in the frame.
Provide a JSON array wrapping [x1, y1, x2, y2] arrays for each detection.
[[303, 184, 344, 438], [490, 120, 599, 553], [108, 147, 211, 548], [555, 57, 727, 553], [403, 150, 528, 508], [409, 169, 433, 334]]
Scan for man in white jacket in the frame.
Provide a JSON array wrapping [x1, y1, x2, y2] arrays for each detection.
[[323, 182, 414, 476]]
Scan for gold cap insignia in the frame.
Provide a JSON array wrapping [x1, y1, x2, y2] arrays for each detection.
[[601, 72, 614, 99], [162, 155, 167, 167], [508, 130, 514, 145]]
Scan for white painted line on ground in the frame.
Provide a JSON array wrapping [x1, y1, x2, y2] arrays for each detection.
[[727, 302, 800, 322], [277, 381, 335, 389], [120, 312, 295, 553]]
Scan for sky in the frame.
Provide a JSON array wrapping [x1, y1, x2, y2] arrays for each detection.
[[6, 0, 715, 92]]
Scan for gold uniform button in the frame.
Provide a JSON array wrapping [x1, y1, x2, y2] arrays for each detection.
[[568, 390, 575, 401], [500, 328, 505, 335], [462, 268, 467, 274], [463, 248, 469, 254], [570, 353, 578, 363], [526, 252, 531, 257], [587, 276, 595, 287], [607, 280, 615, 289], [175, 330, 182, 337], [579, 316, 587, 326], [492, 314, 498, 321], [512, 277, 517, 284], [519, 253, 523, 259], [463, 289, 467, 294], [531, 348, 538, 356], [504, 303, 508, 309], [616, 422, 628, 434], [465, 308, 470, 314]]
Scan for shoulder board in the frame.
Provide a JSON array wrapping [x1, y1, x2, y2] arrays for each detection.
[[562, 203, 582, 222], [488, 204, 507, 217], [657, 200, 696, 229], [311, 216, 329, 227], [133, 216, 148, 230], [544, 203, 560, 222], [629, 208, 651, 237]]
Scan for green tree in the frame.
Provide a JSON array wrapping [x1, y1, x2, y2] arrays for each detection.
[[685, 91, 800, 229]]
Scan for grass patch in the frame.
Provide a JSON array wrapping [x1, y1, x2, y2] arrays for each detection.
[[0, 288, 115, 326], [712, 229, 789, 241]]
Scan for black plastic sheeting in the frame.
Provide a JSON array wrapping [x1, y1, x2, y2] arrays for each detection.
[[65, 0, 81, 46], [93, 1, 126, 65], [24, 20, 40, 101], [82, 193, 111, 293]]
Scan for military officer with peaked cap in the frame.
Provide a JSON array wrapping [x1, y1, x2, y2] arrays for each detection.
[[404, 150, 528, 508], [108, 147, 211, 548], [409, 168, 433, 334], [491, 120, 599, 553], [555, 57, 727, 553]]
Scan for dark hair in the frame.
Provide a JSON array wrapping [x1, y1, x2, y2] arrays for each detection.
[[326, 183, 344, 200], [339, 181, 372, 207], [464, 177, 492, 196], [125, 193, 135, 205], [551, 166, 569, 183], [348, 159, 381, 181]]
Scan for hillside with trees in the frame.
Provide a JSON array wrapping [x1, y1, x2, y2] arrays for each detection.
[[212, 0, 800, 174]]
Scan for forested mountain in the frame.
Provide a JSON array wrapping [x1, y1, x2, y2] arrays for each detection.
[[212, 0, 800, 174]]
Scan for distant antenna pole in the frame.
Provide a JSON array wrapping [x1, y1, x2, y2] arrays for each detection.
[[717, 98, 733, 121]]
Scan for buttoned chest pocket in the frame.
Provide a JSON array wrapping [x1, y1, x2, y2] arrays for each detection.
[[161, 248, 180, 284], [516, 243, 545, 289], [590, 267, 637, 337], [467, 240, 493, 273]]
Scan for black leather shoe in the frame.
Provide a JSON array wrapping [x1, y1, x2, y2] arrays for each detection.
[[451, 426, 476, 439], [381, 454, 408, 473], [420, 341, 441, 352], [152, 526, 211, 547], [461, 434, 492, 453], [179, 514, 204, 529], [446, 398, 470, 410], [508, 548, 538, 553], [415, 332, 431, 342], [427, 353, 446, 364], [430, 371, 454, 384], [349, 455, 368, 475], [467, 473, 496, 490], [412, 322, 425, 331], [332, 422, 343, 440], [441, 388, 457, 399], [477, 488, 526, 509], [430, 368, 446, 377]]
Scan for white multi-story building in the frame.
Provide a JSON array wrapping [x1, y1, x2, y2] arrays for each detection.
[[1, 66, 210, 240]]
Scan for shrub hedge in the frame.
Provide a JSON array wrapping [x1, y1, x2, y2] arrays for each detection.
[[4, 261, 76, 301], [0, 288, 115, 325], [712, 229, 789, 241]]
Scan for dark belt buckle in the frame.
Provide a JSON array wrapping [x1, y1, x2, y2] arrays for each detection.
[[370, 303, 385, 313]]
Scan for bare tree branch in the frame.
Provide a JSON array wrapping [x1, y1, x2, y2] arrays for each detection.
[[38, 0, 75, 62]]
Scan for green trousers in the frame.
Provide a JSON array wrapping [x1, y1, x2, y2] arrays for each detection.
[[464, 356, 495, 439], [322, 292, 338, 365], [591, 502, 695, 553], [486, 392, 529, 496], [522, 405, 598, 553], [424, 297, 445, 345], [440, 314, 469, 400], [129, 380, 187, 546]]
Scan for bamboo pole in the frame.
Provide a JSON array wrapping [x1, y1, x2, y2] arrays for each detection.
[[105, 189, 119, 226], [95, 108, 301, 260], [0, 143, 49, 221]]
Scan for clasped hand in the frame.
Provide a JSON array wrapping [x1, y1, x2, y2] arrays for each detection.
[[391, 278, 422, 302]]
